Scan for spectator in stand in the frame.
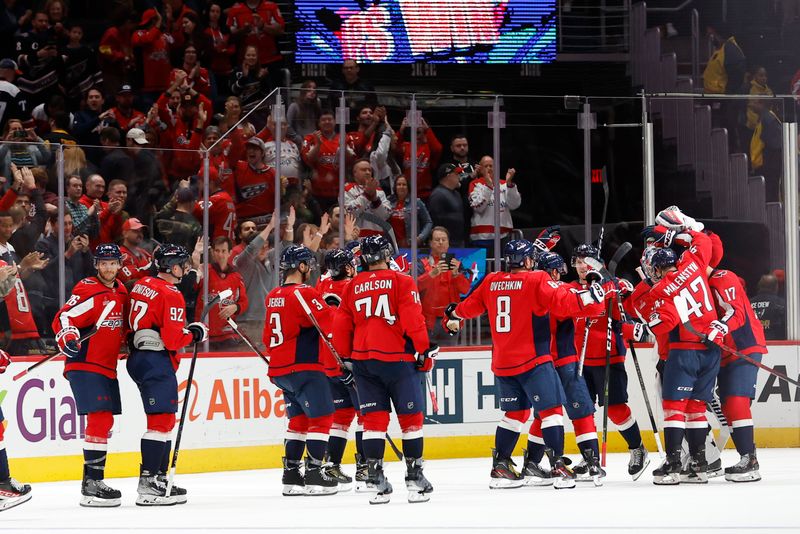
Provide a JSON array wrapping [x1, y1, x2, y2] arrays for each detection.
[[193, 166, 237, 240], [81, 173, 124, 249], [429, 163, 467, 247], [162, 93, 207, 183], [301, 109, 356, 210], [416, 226, 471, 344], [30, 94, 72, 137], [364, 109, 397, 195], [72, 88, 113, 149], [118, 217, 153, 288], [64, 174, 97, 237], [43, 112, 76, 146], [746, 66, 773, 131], [230, 219, 258, 264], [395, 115, 441, 199], [98, 11, 136, 95], [164, 0, 197, 51], [704, 25, 746, 95], [131, 8, 174, 107], [0, 4, 31, 59], [8, 181, 47, 259], [226, 0, 285, 86], [230, 45, 272, 119], [328, 59, 378, 120], [107, 179, 130, 224], [259, 113, 302, 186], [233, 136, 284, 226], [468, 156, 521, 250], [154, 185, 202, 251], [124, 127, 165, 221], [442, 134, 479, 183], [33, 212, 93, 332], [30, 168, 56, 216], [0, 58, 26, 133], [344, 159, 391, 238], [174, 44, 211, 98], [749, 98, 783, 202], [99, 126, 134, 184], [348, 105, 379, 158], [387, 175, 432, 248], [232, 207, 294, 348], [15, 10, 63, 109], [198, 236, 248, 351], [199, 126, 237, 197], [174, 11, 209, 64], [60, 21, 102, 110], [287, 80, 321, 145], [62, 146, 98, 183], [750, 273, 787, 340], [0, 119, 51, 180], [44, 0, 67, 40], [107, 84, 146, 132], [204, 3, 235, 97], [217, 95, 243, 134]]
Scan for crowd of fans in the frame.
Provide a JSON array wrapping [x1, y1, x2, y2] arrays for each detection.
[[0, 1, 523, 352]]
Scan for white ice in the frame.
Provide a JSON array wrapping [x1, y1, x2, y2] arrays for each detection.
[[1, 449, 798, 534]]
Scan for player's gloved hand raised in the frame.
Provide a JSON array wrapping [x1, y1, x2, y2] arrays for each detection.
[[706, 320, 728, 343], [56, 326, 81, 358], [186, 322, 209, 343], [416, 344, 439, 372], [442, 303, 461, 336], [588, 282, 605, 304], [534, 225, 560, 252], [655, 206, 688, 231], [632, 322, 651, 342], [0, 349, 10, 374], [617, 278, 635, 298]]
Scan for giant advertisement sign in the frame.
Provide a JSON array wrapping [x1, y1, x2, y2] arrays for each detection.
[[2, 345, 798, 478], [295, 0, 557, 64]]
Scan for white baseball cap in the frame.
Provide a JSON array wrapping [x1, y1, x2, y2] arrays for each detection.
[[126, 128, 148, 145]]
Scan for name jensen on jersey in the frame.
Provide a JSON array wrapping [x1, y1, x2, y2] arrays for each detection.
[[354, 279, 393, 294], [268, 297, 285, 307], [663, 261, 699, 296]]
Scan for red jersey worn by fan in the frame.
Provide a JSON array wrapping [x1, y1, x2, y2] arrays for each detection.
[[233, 160, 277, 224], [194, 190, 237, 240], [708, 269, 767, 366], [644, 231, 717, 348], [397, 129, 442, 199], [196, 266, 248, 343], [128, 276, 194, 369], [131, 27, 172, 93], [416, 256, 471, 331], [53, 277, 129, 379], [263, 283, 337, 377], [0, 260, 38, 342], [301, 133, 346, 200], [226, 1, 285, 65], [79, 195, 123, 248], [119, 245, 153, 286], [454, 271, 603, 377], [332, 269, 429, 363]]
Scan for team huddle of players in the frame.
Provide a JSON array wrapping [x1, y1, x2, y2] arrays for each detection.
[[0, 204, 765, 511]]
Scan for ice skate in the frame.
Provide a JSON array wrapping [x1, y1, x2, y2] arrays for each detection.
[[354, 454, 374, 493], [304, 457, 338, 496], [157, 472, 187, 504], [80, 474, 121, 508], [545, 448, 576, 490], [653, 453, 682, 485], [323, 463, 353, 492], [281, 457, 305, 496], [405, 457, 433, 503], [0, 478, 32, 512], [135, 468, 177, 506], [367, 459, 392, 505], [628, 444, 650, 481], [725, 453, 761, 483], [681, 451, 708, 484], [489, 448, 524, 489], [521, 449, 553, 486], [578, 448, 605, 487]]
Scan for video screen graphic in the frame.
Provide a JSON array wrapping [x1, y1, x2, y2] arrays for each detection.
[[295, 0, 557, 64]]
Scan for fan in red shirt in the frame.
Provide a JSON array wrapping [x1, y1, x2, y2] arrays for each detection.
[[131, 9, 173, 94], [301, 110, 356, 208], [80, 175, 124, 250], [204, 4, 235, 82], [444, 239, 606, 490], [0, 259, 40, 355], [98, 16, 136, 92], [263, 245, 338, 496], [118, 218, 153, 287], [233, 136, 282, 226], [191, 165, 237, 241], [395, 117, 442, 199], [196, 237, 247, 350], [226, 0, 285, 67], [108, 85, 146, 132], [161, 93, 206, 183], [52, 244, 129, 507], [198, 127, 237, 199]]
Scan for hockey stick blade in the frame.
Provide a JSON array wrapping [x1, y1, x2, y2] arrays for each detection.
[[200, 288, 233, 322], [13, 300, 116, 381], [607, 241, 632, 277]]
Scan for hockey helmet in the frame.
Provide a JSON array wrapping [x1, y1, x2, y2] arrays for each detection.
[[504, 239, 536, 269], [154, 244, 190, 273]]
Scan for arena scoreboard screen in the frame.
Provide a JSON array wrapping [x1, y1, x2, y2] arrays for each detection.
[[295, 0, 557, 64]]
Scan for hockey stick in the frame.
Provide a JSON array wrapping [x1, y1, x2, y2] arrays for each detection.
[[679, 320, 800, 388], [597, 166, 610, 254], [707, 395, 731, 452], [166, 288, 231, 497], [226, 317, 270, 366], [13, 300, 116, 381], [293, 289, 404, 461]]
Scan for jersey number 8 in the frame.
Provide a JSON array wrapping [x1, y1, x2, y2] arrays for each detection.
[[496, 296, 511, 333]]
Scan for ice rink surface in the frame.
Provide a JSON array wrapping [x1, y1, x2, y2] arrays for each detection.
[[1, 449, 798, 534]]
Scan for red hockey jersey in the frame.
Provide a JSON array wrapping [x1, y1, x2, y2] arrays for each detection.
[[333, 269, 429, 363], [53, 277, 128, 379], [196, 265, 248, 342], [301, 133, 346, 199], [708, 269, 767, 365], [263, 283, 337, 377], [128, 276, 194, 369], [0, 260, 38, 341], [569, 279, 627, 367], [193, 190, 237, 240], [131, 27, 172, 92], [454, 270, 602, 377], [316, 277, 350, 304], [119, 245, 153, 286], [233, 160, 277, 224]]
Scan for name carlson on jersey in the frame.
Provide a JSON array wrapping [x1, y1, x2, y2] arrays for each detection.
[[354, 279, 393, 294], [662, 261, 699, 296]]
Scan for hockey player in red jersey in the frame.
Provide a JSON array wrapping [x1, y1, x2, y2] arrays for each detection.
[[53, 244, 129, 507], [127, 244, 209, 505], [444, 239, 606, 490], [263, 245, 339, 496], [0, 348, 32, 511], [707, 266, 765, 482], [570, 243, 649, 479], [523, 251, 605, 486], [315, 248, 364, 491], [332, 235, 436, 504], [196, 237, 248, 350], [641, 207, 720, 485]]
